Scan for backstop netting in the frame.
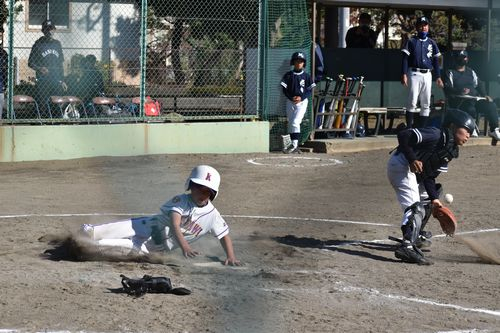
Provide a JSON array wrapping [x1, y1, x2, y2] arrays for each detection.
[[262, 0, 312, 151]]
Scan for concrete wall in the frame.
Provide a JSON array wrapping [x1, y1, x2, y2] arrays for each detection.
[[0, 122, 269, 162]]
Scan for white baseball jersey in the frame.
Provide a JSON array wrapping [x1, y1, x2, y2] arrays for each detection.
[[83, 193, 229, 253], [154, 193, 229, 250]]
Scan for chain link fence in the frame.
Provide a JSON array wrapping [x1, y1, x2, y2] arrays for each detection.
[[1, 0, 261, 123]]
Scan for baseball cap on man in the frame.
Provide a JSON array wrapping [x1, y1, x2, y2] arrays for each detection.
[[416, 17, 429, 26], [42, 19, 56, 31], [457, 50, 468, 58]]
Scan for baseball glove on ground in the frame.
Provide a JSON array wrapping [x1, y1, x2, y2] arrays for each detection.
[[432, 206, 457, 236]]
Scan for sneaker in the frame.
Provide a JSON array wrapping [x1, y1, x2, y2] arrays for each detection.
[[395, 243, 432, 265], [488, 128, 500, 141]]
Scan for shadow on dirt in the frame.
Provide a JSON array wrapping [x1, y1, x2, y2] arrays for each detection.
[[274, 235, 401, 263]]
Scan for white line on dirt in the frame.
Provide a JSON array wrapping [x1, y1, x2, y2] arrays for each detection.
[[436, 328, 491, 333], [224, 214, 393, 227], [0, 213, 393, 227], [261, 283, 500, 318], [247, 156, 344, 167]]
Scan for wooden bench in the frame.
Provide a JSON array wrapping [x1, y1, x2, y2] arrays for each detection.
[[358, 107, 388, 136]]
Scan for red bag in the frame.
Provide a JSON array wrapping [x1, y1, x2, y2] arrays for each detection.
[[144, 96, 161, 116]]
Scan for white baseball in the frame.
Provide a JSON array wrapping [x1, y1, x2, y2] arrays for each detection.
[[444, 193, 453, 204]]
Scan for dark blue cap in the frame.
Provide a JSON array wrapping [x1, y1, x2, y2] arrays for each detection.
[[416, 17, 429, 26]]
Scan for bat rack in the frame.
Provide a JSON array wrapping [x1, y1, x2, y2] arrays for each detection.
[[311, 75, 365, 139]]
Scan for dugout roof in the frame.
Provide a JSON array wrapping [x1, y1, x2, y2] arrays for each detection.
[[316, 0, 498, 10]]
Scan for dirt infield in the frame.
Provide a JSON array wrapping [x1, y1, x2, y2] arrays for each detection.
[[0, 146, 499, 333]]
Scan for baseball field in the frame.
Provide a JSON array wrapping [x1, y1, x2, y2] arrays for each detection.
[[0, 145, 499, 332]]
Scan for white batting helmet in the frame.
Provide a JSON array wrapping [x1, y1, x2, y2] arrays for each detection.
[[185, 165, 221, 200]]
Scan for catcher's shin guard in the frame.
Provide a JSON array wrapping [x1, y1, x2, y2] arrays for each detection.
[[401, 202, 426, 245]]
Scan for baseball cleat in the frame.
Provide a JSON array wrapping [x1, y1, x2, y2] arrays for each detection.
[[488, 128, 500, 141], [79, 224, 95, 240], [415, 237, 432, 249], [395, 244, 432, 265], [289, 147, 302, 154]]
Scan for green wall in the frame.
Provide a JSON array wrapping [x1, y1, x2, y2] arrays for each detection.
[[0, 122, 269, 162]]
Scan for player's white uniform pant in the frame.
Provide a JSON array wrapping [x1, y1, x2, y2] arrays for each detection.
[[387, 152, 427, 226], [406, 70, 432, 117], [81, 217, 157, 254], [286, 98, 308, 133]]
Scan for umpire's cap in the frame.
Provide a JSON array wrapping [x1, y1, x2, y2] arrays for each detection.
[[290, 52, 306, 66], [42, 19, 56, 32], [442, 109, 476, 135], [416, 17, 430, 26]]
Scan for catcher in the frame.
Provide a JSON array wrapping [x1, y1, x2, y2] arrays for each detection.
[[79, 165, 242, 266], [387, 109, 475, 264]]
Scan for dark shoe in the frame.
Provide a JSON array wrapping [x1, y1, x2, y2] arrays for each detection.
[[416, 231, 432, 249], [395, 244, 432, 265], [289, 147, 302, 154], [415, 237, 432, 249]]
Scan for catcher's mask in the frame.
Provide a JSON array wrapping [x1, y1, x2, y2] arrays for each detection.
[[185, 165, 220, 201], [290, 52, 306, 66], [442, 109, 476, 135]]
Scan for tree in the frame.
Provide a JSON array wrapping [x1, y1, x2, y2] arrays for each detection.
[[0, 0, 23, 34], [136, 0, 258, 87]]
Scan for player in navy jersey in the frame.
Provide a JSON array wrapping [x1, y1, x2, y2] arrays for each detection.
[[401, 17, 444, 128], [443, 50, 500, 141], [387, 110, 475, 264], [280, 52, 316, 153], [28, 19, 67, 117]]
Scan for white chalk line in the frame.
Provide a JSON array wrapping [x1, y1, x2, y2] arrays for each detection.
[[0, 212, 392, 227], [261, 282, 500, 319], [247, 156, 344, 168], [2, 213, 498, 241]]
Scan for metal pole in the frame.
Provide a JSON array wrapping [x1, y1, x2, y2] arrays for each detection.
[[257, 0, 266, 119], [310, 0, 317, 140], [139, 0, 148, 117], [338, 7, 349, 48], [7, 0, 14, 120]]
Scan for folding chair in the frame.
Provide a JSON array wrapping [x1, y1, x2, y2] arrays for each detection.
[[13, 95, 42, 123], [91, 96, 117, 117]]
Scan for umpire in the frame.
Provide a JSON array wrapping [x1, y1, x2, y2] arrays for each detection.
[[28, 19, 67, 116]]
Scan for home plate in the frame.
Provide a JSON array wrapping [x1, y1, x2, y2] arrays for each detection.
[[193, 262, 248, 269]]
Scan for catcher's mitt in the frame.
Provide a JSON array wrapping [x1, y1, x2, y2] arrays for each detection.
[[432, 206, 457, 236]]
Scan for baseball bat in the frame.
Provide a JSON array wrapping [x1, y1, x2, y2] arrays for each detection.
[[344, 76, 364, 133], [334, 77, 350, 129]]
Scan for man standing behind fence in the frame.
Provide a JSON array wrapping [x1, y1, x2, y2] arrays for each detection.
[[401, 17, 443, 128], [28, 19, 67, 116]]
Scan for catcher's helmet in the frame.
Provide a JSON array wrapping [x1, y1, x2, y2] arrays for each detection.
[[290, 52, 306, 66], [442, 109, 476, 135], [185, 165, 220, 200]]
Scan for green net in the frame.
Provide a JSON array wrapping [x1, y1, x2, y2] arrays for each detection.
[[262, 0, 312, 151]]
